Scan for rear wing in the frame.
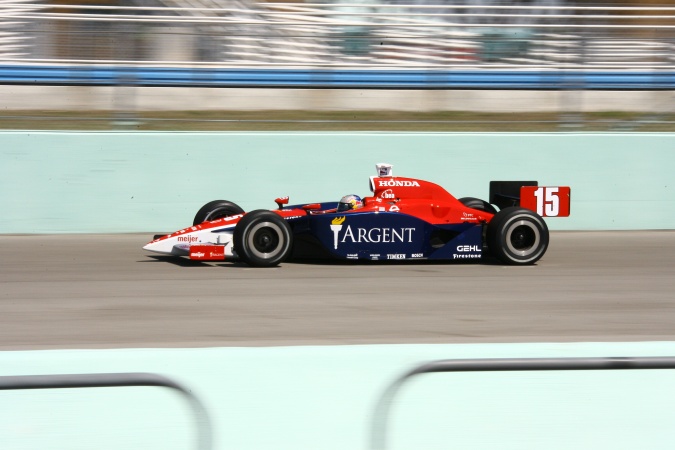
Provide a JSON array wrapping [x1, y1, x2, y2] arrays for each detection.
[[490, 181, 571, 217]]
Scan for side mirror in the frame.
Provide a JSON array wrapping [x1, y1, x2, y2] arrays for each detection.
[[302, 203, 322, 211], [275, 196, 289, 210]]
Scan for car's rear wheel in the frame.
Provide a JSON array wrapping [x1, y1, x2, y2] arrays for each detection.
[[193, 200, 244, 226], [459, 197, 498, 254], [458, 197, 498, 214], [233, 210, 293, 267], [487, 207, 549, 265]]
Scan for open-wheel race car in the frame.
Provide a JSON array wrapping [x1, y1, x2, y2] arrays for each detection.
[[143, 164, 570, 267]]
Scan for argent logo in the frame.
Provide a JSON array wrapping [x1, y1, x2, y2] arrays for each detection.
[[329, 217, 415, 249], [330, 216, 346, 249]]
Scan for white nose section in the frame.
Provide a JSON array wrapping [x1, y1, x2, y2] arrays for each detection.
[[143, 237, 180, 254]]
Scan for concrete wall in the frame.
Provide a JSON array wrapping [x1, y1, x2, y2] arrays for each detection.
[[1, 86, 674, 112], [3, 342, 675, 450], [1, 131, 674, 234]]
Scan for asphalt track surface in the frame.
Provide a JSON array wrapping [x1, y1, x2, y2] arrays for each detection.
[[1, 231, 673, 350]]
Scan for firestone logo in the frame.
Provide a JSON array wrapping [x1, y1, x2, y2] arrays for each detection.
[[377, 180, 420, 187]]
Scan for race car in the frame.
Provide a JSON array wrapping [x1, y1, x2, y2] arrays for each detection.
[[143, 163, 570, 267]]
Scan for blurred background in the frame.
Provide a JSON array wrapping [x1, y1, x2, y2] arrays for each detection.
[[1, 0, 674, 130]]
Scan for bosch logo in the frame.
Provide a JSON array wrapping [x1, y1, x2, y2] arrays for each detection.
[[378, 180, 420, 187]]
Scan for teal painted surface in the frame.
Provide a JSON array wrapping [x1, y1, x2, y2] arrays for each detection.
[[2, 342, 675, 450], [1, 132, 673, 233]]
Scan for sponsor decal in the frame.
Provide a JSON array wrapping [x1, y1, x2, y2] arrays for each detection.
[[342, 226, 414, 244], [453, 254, 481, 259], [380, 189, 396, 199], [457, 245, 481, 252], [177, 236, 199, 243], [190, 245, 226, 261], [346, 253, 358, 260], [387, 254, 405, 260], [330, 218, 416, 250], [389, 205, 400, 212], [330, 216, 346, 249], [461, 212, 479, 222], [377, 180, 420, 188], [454, 245, 482, 260], [370, 254, 381, 260], [411, 253, 423, 258]]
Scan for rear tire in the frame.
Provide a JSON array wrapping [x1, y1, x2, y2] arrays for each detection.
[[487, 207, 549, 265], [193, 200, 244, 226], [458, 197, 498, 214], [233, 210, 293, 267]]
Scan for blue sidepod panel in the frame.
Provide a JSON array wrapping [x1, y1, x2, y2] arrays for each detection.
[[297, 211, 483, 261]]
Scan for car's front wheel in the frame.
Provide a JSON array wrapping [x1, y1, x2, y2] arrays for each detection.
[[487, 207, 549, 265], [233, 210, 293, 267], [193, 200, 244, 226]]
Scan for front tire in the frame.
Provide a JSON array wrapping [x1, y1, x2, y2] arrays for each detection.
[[233, 210, 293, 267], [487, 207, 549, 265], [193, 200, 244, 226]]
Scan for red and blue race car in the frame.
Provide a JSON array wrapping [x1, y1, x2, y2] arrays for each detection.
[[144, 164, 570, 267]]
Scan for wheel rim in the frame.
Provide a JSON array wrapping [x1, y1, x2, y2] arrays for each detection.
[[246, 222, 285, 260], [505, 220, 540, 258]]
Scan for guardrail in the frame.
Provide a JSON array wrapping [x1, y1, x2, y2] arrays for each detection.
[[0, 372, 212, 450], [3, 65, 675, 89], [371, 357, 675, 450]]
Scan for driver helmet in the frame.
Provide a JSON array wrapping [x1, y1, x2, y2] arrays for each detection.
[[337, 194, 363, 212]]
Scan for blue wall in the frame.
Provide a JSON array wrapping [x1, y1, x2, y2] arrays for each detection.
[[2, 65, 675, 89], [1, 131, 674, 233]]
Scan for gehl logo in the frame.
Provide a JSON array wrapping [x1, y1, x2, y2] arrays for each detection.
[[329, 217, 415, 250]]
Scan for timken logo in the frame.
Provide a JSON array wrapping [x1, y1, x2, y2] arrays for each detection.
[[377, 180, 420, 187]]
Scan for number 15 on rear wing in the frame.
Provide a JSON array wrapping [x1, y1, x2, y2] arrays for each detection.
[[521, 186, 571, 217], [489, 181, 571, 217]]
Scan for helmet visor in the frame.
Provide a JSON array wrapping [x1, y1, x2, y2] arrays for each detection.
[[337, 202, 352, 212]]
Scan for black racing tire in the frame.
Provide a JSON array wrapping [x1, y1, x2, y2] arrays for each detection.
[[487, 207, 549, 265], [233, 210, 293, 267], [193, 200, 245, 226], [458, 197, 498, 214]]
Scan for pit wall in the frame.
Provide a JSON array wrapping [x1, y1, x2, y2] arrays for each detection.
[[3, 342, 675, 450], [1, 131, 673, 233]]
